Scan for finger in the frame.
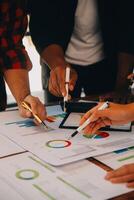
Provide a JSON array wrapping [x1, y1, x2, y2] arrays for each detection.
[[49, 78, 60, 97], [26, 97, 39, 115], [83, 118, 102, 134], [34, 103, 46, 121], [109, 174, 134, 184], [49, 72, 61, 96], [89, 108, 113, 125], [69, 69, 78, 91], [80, 111, 92, 125], [33, 118, 40, 126], [54, 67, 66, 97], [82, 122, 96, 135], [105, 164, 134, 180], [20, 107, 32, 118], [80, 103, 103, 125], [127, 181, 134, 188], [24, 96, 46, 120], [89, 120, 106, 134]]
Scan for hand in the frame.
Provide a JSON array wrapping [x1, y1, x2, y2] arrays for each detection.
[[49, 65, 78, 98], [105, 164, 134, 188], [18, 95, 46, 125], [80, 102, 134, 135], [127, 73, 134, 80]]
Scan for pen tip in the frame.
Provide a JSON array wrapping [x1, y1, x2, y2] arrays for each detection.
[[67, 136, 72, 140]]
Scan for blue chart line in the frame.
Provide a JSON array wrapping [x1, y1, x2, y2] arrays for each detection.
[[5, 119, 36, 128], [114, 146, 134, 154]]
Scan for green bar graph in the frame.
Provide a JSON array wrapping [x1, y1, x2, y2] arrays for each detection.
[[118, 155, 134, 162]]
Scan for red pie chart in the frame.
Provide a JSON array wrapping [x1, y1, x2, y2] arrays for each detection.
[[84, 131, 109, 139]]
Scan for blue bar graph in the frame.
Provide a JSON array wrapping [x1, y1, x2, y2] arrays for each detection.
[[5, 119, 36, 128]]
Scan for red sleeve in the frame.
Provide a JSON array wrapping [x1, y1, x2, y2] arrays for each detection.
[[0, 0, 32, 70]]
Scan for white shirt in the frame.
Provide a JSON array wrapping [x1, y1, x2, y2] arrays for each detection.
[[65, 0, 105, 66]]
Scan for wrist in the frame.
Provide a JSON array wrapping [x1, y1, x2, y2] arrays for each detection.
[[17, 93, 31, 106], [41, 44, 67, 70]]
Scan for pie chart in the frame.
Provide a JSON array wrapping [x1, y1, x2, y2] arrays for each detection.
[[84, 131, 109, 139], [94, 131, 109, 139], [46, 140, 71, 148]]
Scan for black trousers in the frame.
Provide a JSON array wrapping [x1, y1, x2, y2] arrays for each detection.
[[41, 58, 117, 103], [0, 72, 7, 111]]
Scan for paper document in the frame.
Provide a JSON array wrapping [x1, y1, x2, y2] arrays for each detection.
[[95, 146, 134, 169], [0, 134, 24, 157], [58, 160, 133, 200], [0, 153, 133, 200], [0, 110, 134, 166]]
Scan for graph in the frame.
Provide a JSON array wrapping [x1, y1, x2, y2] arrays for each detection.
[[16, 169, 39, 180], [5, 119, 36, 128], [46, 140, 71, 149], [114, 146, 134, 154], [84, 131, 109, 139], [46, 113, 66, 123], [118, 155, 134, 162]]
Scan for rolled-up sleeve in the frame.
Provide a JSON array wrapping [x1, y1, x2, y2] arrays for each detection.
[[0, 0, 32, 71]]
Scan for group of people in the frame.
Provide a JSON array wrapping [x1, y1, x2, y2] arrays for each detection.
[[0, 0, 134, 188]]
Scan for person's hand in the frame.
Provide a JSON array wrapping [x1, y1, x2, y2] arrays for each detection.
[[105, 164, 134, 188], [18, 95, 46, 125], [49, 65, 78, 98], [80, 102, 134, 135], [127, 73, 134, 81]]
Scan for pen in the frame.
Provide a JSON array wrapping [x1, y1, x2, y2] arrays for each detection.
[[63, 67, 70, 112], [21, 101, 48, 129], [68, 101, 109, 140]]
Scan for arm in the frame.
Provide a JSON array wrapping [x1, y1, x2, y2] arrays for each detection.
[[4, 69, 46, 122], [4, 69, 30, 105], [80, 102, 134, 135], [29, 1, 77, 98], [2, 2, 46, 121], [41, 45, 77, 97]]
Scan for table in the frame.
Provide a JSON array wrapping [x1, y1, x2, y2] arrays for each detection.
[[1, 101, 134, 199]]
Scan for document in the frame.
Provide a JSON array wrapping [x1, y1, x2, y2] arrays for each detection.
[[0, 153, 133, 200], [0, 134, 24, 157], [95, 146, 134, 169], [0, 110, 134, 166], [58, 160, 133, 200]]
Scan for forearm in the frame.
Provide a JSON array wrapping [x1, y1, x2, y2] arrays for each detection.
[[4, 69, 30, 105], [125, 103, 134, 122], [41, 44, 67, 70]]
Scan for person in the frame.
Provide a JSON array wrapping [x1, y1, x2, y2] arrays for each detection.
[[0, 0, 46, 122], [80, 102, 134, 188], [29, 0, 134, 103]]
